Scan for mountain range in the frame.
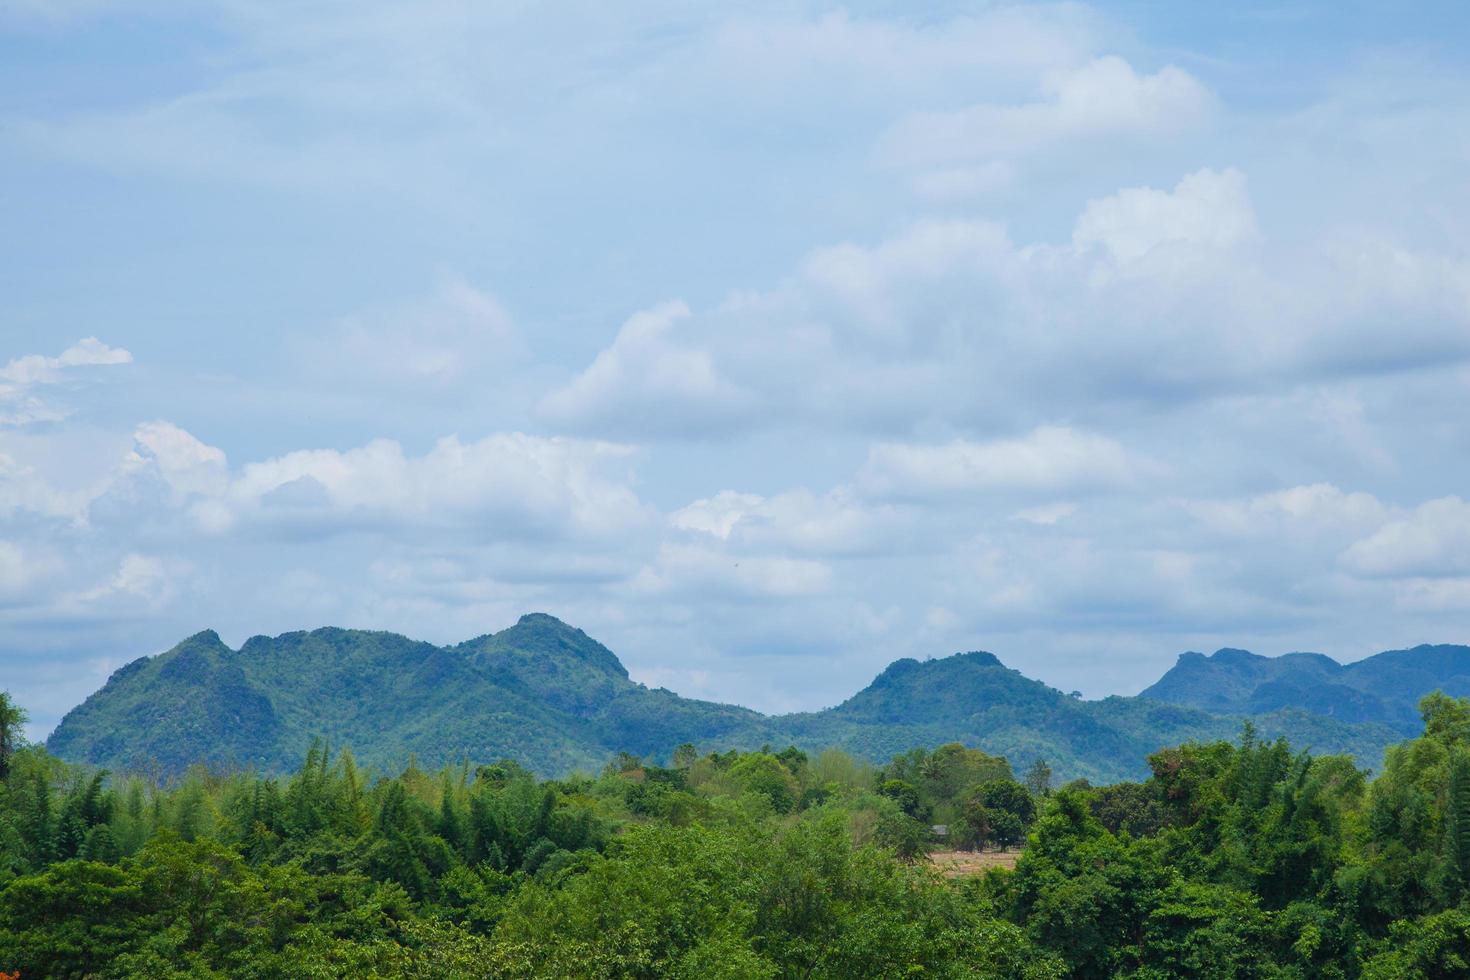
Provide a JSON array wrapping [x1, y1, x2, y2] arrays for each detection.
[[46, 613, 1464, 783], [1139, 644, 1470, 734]]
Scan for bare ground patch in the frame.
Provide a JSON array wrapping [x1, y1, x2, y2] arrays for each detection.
[[927, 848, 1022, 877]]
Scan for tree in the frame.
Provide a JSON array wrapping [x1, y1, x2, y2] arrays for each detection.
[[1024, 759, 1053, 798], [957, 796, 991, 851], [879, 779, 923, 820], [0, 692, 25, 782], [730, 753, 800, 814], [975, 779, 1036, 848], [1089, 781, 1165, 838]]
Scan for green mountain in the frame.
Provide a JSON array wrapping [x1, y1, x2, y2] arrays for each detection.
[[1140, 643, 1470, 734], [776, 651, 1396, 784], [47, 615, 770, 779], [47, 614, 1413, 783]]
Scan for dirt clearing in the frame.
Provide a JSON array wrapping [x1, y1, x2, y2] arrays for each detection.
[[927, 849, 1022, 877]]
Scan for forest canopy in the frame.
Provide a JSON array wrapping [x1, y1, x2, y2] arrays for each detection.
[[4, 688, 1470, 978]]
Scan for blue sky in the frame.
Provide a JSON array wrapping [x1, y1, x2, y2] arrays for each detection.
[[3, 1, 1470, 738]]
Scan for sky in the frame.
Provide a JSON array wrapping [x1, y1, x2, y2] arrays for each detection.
[[3, 1, 1470, 739]]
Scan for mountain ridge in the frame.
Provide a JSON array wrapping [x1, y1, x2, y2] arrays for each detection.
[[47, 614, 1440, 783], [1140, 642, 1470, 732]]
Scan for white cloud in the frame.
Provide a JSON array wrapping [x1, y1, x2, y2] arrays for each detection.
[[73, 553, 175, 605], [671, 490, 763, 539], [881, 56, 1213, 168], [220, 431, 648, 538], [129, 421, 229, 498], [859, 426, 1138, 499], [0, 337, 132, 387], [0, 451, 93, 520], [542, 167, 1470, 440], [0, 337, 132, 426], [629, 542, 832, 600], [1191, 483, 1388, 538], [672, 487, 903, 557], [1072, 168, 1257, 263], [0, 419, 225, 524], [538, 301, 755, 436], [1342, 496, 1470, 578]]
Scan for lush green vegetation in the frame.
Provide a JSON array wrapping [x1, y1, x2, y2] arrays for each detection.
[[10, 685, 1470, 978], [49, 615, 1405, 784]]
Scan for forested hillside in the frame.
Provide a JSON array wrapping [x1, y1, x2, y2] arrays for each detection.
[[1143, 644, 1470, 732], [49, 615, 1415, 783], [8, 688, 1470, 977], [47, 616, 772, 779]]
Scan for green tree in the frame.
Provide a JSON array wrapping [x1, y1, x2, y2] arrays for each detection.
[[1024, 759, 1053, 798], [0, 692, 24, 782], [976, 778, 1036, 848]]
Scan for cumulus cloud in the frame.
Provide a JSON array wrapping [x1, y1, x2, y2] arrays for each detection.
[[211, 431, 649, 539], [1341, 496, 1470, 578], [859, 427, 1138, 499], [538, 301, 756, 436], [542, 168, 1470, 440], [128, 421, 229, 498], [670, 490, 764, 539], [1072, 168, 1257, 263]]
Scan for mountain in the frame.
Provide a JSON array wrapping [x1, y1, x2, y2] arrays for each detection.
[[777, 651, 1395, 784], [1140, 643, 1470, 734], [47, 614, 1416, 783], [48, 615, 770, 779]]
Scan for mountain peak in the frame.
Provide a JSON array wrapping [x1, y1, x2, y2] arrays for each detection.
[[180, 628, 228, 649], [1209, 647, 1261, 664], [444, 613, 631, 718], [959, 650, 1004, 668], [489, 613, 629, 677], [517, 612, 568, 627], [874, 650, 1004, 681]]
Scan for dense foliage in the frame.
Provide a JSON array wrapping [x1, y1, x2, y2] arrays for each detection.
[[9, 686, 1470, 977], [49, 614, 1403, 784]]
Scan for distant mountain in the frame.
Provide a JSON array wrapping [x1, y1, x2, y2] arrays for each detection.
[[47, 614, 1420, 783], [1140, 643, 1470, 734], [777, 651, 1395, 784]]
